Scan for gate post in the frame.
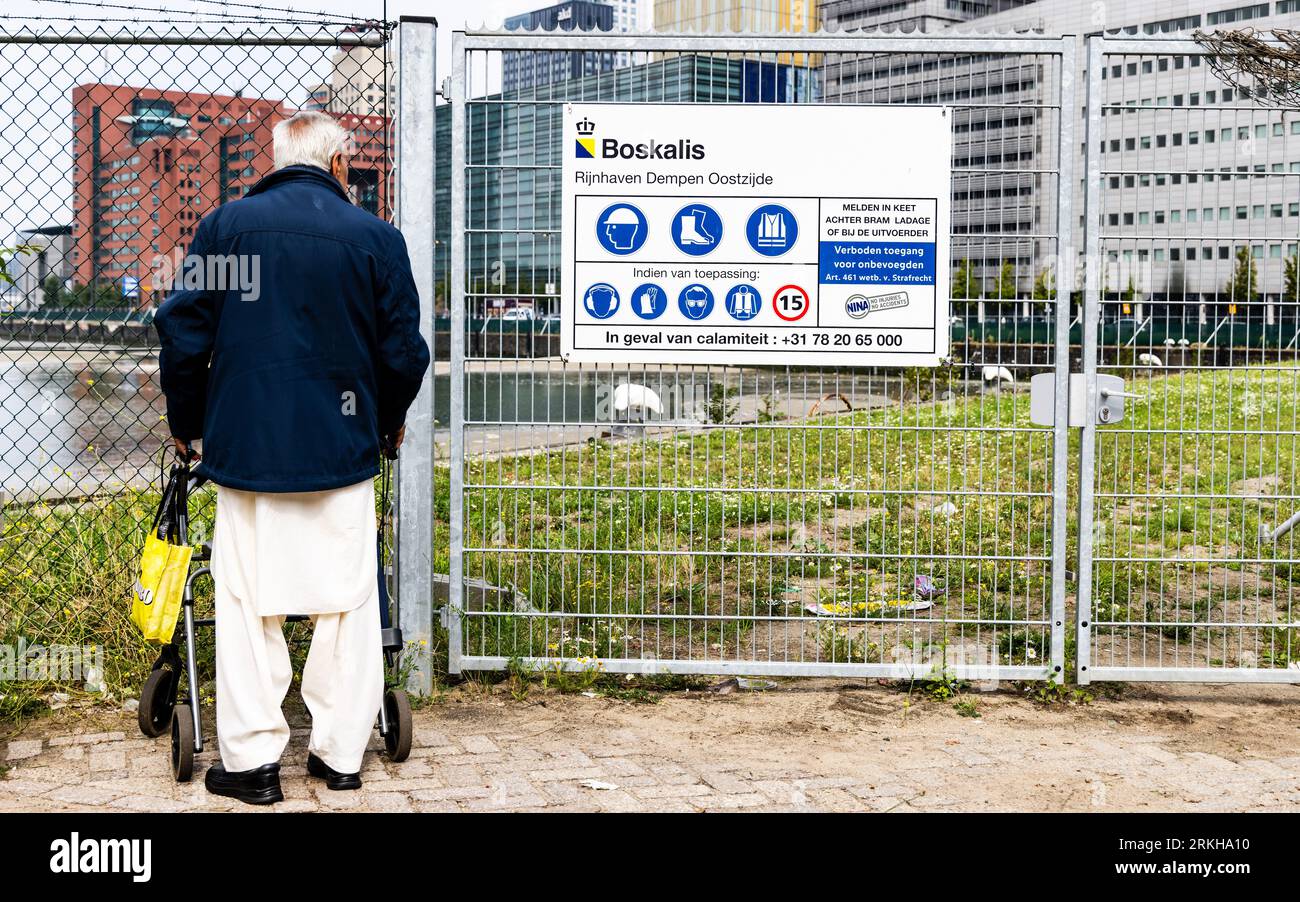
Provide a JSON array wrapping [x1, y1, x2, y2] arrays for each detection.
[[395, 15, 437, 694], [1048, 34, 1078, 685], [447, 31, 467, 676], [1074, 34, 1106, 685]]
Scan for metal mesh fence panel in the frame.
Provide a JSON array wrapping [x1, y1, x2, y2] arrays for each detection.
[[448, 32, 1075, 681], [0, 23, 394, 706], [1080, 36, 1300, 682]]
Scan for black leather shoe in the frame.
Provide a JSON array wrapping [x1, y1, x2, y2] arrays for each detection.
[[307, 752, 362, 791], [204, 762, 283, 805]]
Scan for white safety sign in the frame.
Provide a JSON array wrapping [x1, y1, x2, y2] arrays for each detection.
[[561, 102, 952, 365]]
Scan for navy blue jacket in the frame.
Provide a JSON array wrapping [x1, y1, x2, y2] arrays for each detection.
[[154, 165, 430, 492]]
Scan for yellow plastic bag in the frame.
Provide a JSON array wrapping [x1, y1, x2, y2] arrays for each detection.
[[131, 533, 192, 643], [131, 461, 195, 643]]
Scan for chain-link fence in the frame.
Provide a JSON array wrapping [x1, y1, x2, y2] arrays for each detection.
[[0, 22, 396, 709]]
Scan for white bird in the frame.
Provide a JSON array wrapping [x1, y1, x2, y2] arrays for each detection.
[[612, 383, 663, 418], [1163, 338, 1176, 347], [1137, 352, 1163, 367], [981, 365, 1015, 384]]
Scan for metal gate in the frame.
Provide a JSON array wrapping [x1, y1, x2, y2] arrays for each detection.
[[446, 30, 1078, 681], [1078, 35, 1300, 683]]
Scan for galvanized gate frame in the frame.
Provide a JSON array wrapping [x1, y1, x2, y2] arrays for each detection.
[[443, 29, 1079, 682], [1076, 34, 1300, 685]]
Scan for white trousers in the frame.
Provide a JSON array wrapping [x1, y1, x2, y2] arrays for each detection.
[[212, 482, 384, 774]]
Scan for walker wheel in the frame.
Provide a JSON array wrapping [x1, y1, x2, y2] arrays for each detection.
[[383, 689, 412, 762], [171, 705, 195, 783], [138, 667, 177, 738]]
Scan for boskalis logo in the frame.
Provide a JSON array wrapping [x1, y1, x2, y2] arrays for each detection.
[[575, 116, 705, 161], [575, 117, 597, 158]]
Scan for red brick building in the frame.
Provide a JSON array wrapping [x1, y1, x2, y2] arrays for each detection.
[[70, 83, 391, 306]]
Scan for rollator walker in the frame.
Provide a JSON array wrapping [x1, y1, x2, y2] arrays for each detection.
[[135, 451, 413, 782]]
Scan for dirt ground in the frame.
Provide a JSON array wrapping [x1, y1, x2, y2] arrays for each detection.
[[4, 678, 1300, 812]]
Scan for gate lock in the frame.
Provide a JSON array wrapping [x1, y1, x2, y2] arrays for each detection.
[[1028, 373, 1141, 427]]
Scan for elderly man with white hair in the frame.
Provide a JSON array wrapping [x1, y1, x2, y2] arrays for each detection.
[[154, 111, 430, 805]]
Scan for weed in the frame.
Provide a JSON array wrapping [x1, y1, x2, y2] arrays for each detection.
[[540, 657, 603, 694], [705, 383, 739, 424], [506, 655, 533, 701], [758, 393, 785, 423], [953, 698, 980, 718], [818, 624, 869, 663], [1021, 681, 1094, 705]]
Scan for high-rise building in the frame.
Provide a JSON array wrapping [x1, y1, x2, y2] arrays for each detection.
[[819, 0, 1035, 34], [822, 0, 1300, 316], [304, 22, 394, 117], [654, 1, 821, 66], [607, 0, 648, 68], [0, 225, 72, 312], [70, 83, 391, 305], [503, 1, 617, 93]]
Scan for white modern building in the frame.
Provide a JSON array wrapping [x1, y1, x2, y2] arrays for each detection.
[[823, 0, 1300, 319], [2, 226, 72, 313]]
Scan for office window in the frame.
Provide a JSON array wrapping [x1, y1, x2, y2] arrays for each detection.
[[1207, 4, 1269, 26]]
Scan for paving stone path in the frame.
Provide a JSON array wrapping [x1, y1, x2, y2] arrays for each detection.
[[4, 681, 1300, 812]]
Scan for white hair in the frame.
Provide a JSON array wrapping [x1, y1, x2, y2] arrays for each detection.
[[272, 111, 351, 172]]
